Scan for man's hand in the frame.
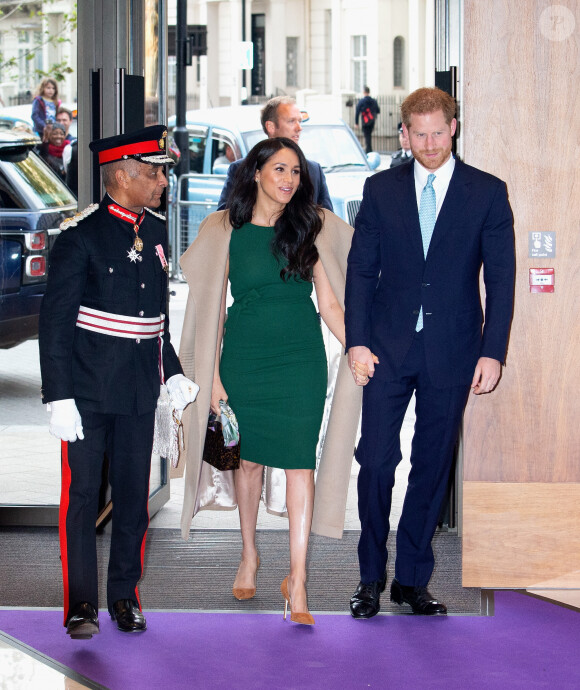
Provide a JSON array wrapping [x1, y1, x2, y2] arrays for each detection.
[[348, 346, 379, 386], [49, 399, 84, 442], [471, 357, 502, 395], [166, 374, 200, 411]]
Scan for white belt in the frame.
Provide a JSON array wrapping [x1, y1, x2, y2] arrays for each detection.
[[76, 305, 165, 339]]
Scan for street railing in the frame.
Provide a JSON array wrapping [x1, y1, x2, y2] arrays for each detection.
[[168, 172, 226, 280]]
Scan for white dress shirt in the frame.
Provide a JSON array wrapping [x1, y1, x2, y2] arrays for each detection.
[[413, 154, 455, 219]]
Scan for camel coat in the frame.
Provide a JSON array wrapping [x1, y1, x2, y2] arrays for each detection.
[[177, 209, 362, 540]]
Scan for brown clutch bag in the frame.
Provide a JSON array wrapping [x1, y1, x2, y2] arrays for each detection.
[[202, 413, 240, 471]]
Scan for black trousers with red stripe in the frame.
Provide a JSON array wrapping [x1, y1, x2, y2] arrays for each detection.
[[60, 407, 155, 623]]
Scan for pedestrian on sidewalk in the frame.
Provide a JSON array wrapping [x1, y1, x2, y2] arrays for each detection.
[[355, 86, 380, 154]]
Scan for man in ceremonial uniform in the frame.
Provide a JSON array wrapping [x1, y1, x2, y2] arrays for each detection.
[[39, 126, 198, 639]]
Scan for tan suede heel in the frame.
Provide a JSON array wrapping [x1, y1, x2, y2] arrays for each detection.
[[281, 576, 315, 625], [232, 556, 260, 600]]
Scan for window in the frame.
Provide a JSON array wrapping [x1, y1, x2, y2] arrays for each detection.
[[352, 35, 367, 93], [34, 31, 43, 74], [251, 14, 266, 96], [187, 127, 208, 174], [394, 36, 404, 88], [168, 56, 176, 97], [286, 37, 298, 87], [324, 10, 332, 93], [2, 151, 76, 208], [15, 29, 43, 92], [18, 49, 33, 92], [210, 130, 239, 173]]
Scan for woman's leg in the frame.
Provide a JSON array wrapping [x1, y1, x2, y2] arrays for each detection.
[[233, 459, 263, 591], [285, 468, 315, 613]]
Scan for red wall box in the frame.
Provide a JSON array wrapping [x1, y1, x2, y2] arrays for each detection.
[[529, 267, 555, 293]]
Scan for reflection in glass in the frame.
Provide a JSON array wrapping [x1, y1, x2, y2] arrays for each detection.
[[3, 153, 76, 208], [145, 0, 160, 125]]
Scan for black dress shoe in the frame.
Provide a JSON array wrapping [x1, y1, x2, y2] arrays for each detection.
[[349, 574, 387, 619], [110, 599, 147, 632], [66, 602, 100, 639], [390, 579, 447, 615]]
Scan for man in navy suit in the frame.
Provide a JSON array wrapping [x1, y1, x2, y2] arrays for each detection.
[[345, 87, 515, 617], [217, 96, 333, 212]]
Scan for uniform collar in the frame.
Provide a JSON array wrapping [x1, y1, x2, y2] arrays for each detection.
[[106, 195, 145, 225]]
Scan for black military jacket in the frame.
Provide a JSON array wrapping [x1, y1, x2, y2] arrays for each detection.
[[39, 194, 183, 415]]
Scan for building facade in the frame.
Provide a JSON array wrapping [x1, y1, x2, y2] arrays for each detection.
[[0, 1, 77, 106], [169, 0, 435, 118]]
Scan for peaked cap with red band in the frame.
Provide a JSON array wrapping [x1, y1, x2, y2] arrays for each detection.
[[89, 125, 174, 166]]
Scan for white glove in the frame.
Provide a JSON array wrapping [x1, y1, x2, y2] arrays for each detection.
[[166, 374, 199, 411], [48, 399, 84, 442]]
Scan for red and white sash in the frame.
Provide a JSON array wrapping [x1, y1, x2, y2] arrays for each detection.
[[76, 306, 165, 339]]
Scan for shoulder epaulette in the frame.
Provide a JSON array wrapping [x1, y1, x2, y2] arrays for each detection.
[[60, 203, 99, 230], [145, 207, 166, 221]]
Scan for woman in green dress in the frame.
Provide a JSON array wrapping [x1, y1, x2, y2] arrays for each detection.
[[211, 138, 368, 625]]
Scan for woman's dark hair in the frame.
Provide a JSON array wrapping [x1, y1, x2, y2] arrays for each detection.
[[227, 137, 322, 281]]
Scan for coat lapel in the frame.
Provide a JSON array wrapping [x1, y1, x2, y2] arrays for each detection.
[[396, 163, 424, 258], [427, 159, 471, 257]]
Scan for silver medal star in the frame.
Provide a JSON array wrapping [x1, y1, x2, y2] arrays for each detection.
[[127, 247, 143, 263]]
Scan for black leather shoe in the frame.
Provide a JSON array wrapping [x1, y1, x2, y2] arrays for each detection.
[[110, 599, 147, 632], [390, 579, 447, 615], [350, 574, 387, 619], [66, 602, 99, 639]]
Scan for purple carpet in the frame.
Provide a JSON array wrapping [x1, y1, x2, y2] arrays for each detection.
[[0, 592, 579, 689]]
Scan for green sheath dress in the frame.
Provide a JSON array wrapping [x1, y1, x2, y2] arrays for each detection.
[[219, 223, 327, 470]]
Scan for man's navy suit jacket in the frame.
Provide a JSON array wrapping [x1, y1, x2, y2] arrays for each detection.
[[345, 159, 515, 389], [217, 157, 333, 212]]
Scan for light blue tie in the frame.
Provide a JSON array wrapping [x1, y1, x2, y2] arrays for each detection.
[[416, 173, 436, 331]]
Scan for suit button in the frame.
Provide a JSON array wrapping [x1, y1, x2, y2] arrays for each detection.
[[141, 283, 145, 289], [109, 267, 114, 273], [412, 309, 419, 315], [136, 338, 141, 344], [139, 310, 144, 316]]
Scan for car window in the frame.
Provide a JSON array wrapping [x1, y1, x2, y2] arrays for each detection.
[[0, 151, 75, 208], [241, 129, 266, 153], [0, 176, 22, 208], [299, 126, 369, 171], [210, 130, 239, 173], [188, 127, 208, 174]]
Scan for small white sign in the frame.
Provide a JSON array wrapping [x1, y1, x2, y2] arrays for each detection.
[[529, 231, 556, 258], [239, 42, 254, 70]]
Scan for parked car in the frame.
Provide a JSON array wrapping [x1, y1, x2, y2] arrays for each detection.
[[168, 105, 380, 255], [0, 129, 77, 348]]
